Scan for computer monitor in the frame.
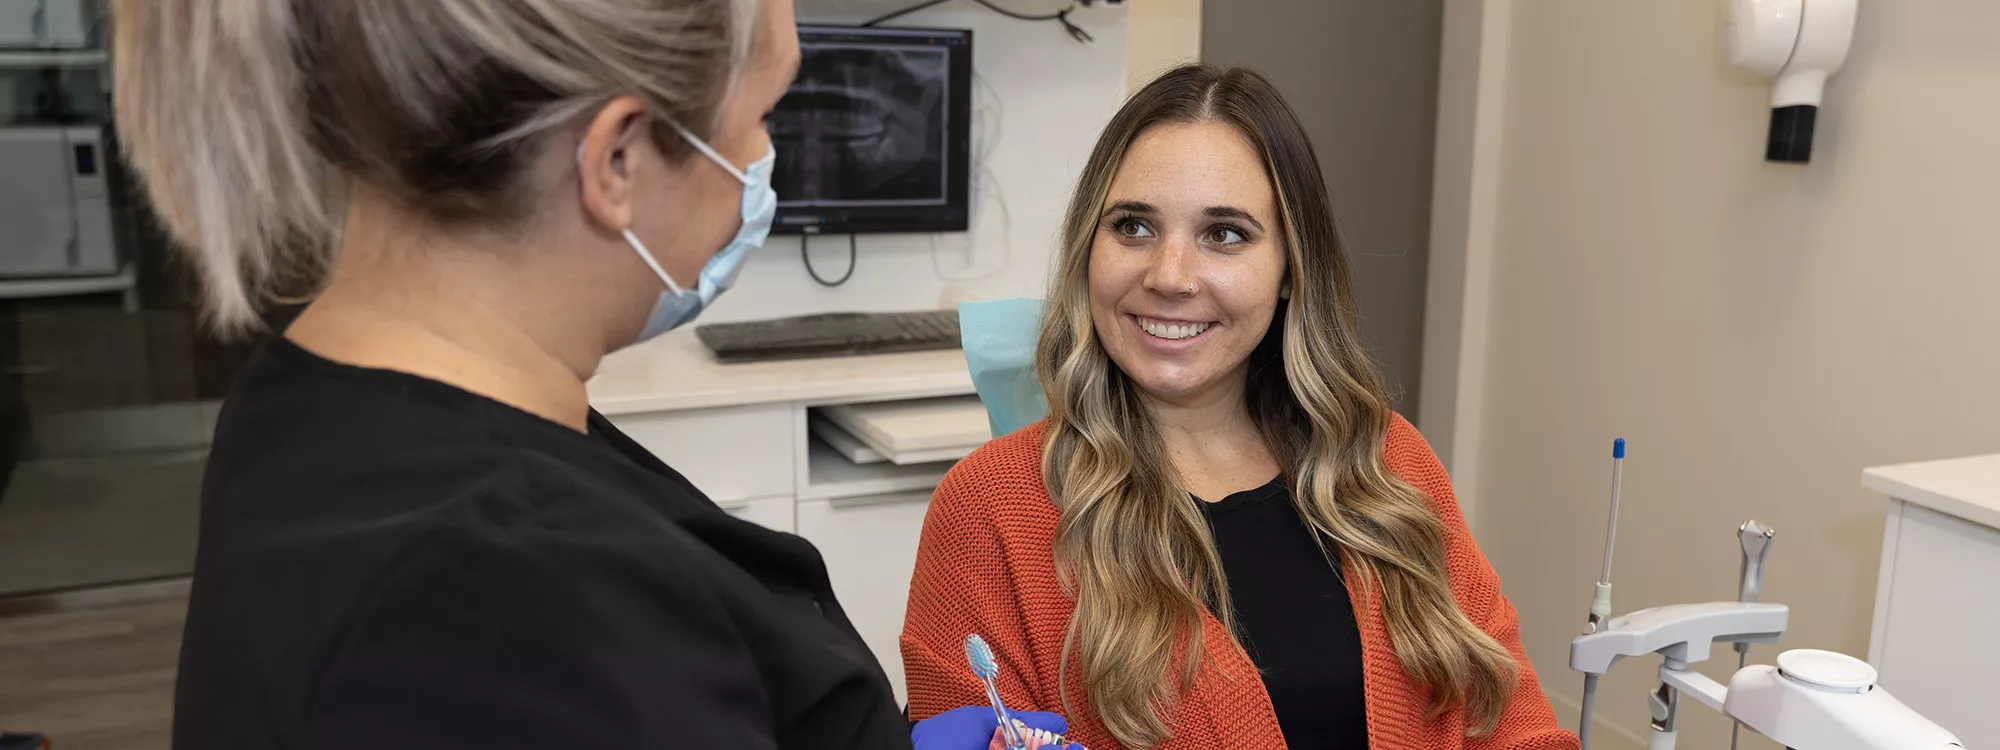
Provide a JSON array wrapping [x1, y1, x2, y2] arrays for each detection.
[[769, 25, 973, 235]]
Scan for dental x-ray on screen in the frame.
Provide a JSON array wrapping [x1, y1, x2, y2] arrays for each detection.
[[768, 25, 972, 235]]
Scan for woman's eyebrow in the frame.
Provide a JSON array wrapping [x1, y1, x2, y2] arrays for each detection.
[[1103, 200, 1159, 216], [1205, 205, 1266, 232]]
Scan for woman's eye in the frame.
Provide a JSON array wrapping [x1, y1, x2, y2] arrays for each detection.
[[1207, 226, 1247, 244], [1114, 219, 1154, 238]]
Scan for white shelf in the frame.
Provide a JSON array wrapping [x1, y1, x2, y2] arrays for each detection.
[[590, 329, 974, 415], [0, 50, 108, 67], [817, 395, 989, 463], [810, 413, 888, 464], [801, 436, 955, 501]]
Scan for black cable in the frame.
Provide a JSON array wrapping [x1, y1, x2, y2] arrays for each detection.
[[802, 233, 857, 287], [862, 0, 951, 26], [963, 0, 1067, 21], [862, 0, 1093, 43]]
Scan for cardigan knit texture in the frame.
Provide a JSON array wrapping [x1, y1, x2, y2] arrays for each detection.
[[900, 416, 1581, 750]]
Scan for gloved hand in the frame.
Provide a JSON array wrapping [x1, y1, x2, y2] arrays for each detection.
[[911, 705, 1080, 750]]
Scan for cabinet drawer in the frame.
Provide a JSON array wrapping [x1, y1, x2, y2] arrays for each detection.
[[607, 403, 794, 504], [796, 490, 932, 705]]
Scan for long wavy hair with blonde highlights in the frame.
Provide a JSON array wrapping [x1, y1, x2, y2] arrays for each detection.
[[1037, 64, 1517, 748]]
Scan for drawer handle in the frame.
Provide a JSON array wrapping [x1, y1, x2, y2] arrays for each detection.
[[715, 499, 754, 511], [827, 493, 930, 510]]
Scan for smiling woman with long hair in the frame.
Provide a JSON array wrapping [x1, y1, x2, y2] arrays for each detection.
[[900, 64, 1578, 750]]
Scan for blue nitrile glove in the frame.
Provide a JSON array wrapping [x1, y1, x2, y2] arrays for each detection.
[[911, 705, 1079, 749], [958, 298, 1049, 438]]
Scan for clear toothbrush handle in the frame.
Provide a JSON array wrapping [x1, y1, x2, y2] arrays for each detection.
[[983, 675, 1026, 750]]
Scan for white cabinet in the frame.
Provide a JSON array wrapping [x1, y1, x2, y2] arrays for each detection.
[[609, 402, 795, 506], [797, 490, 933, 706], [1865, 455, 2000, 749]]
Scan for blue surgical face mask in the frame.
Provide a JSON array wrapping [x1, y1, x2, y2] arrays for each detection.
[[609, 124, 777, 342]]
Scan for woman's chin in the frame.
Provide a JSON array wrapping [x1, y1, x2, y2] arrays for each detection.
[[1107, 339, 1247, 406], [1124, 367, 1225, 404]]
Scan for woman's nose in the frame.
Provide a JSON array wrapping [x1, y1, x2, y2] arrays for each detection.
[[1142, 238, 1199, 297]]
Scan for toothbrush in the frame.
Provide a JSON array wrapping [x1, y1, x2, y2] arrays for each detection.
[[964, 634, 1029, 750], [964, 634, 1084, 750]]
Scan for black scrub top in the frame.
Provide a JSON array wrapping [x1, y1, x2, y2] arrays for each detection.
[[172, 339, 911, 750], [1199, 476, 1371, 749]]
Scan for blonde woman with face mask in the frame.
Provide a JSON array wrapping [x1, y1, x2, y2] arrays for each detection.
[[901, 65, 1578, 750], [111, 1, 1067, 748]]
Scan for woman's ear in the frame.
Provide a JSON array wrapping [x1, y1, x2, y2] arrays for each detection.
[[576, 96, 653, 234]]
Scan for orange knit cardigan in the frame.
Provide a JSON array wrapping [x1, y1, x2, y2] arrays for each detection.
[[900, 416, 1580, 750]]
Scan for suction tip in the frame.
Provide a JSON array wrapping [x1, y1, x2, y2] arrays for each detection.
[[1613, 438, 1626, 459]]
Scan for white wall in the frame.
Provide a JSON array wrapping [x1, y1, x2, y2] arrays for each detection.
[[695, 1, 1129, 325], [1428, 1, 2000, 747], [1123, 0, 1200, 93]]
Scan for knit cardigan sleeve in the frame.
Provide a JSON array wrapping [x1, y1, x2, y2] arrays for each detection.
[[1385, 415, 1581, 750], [900, 434, 1053, 722]]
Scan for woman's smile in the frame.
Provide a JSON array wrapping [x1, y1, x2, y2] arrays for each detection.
[[1132, 315, 1215, 340]]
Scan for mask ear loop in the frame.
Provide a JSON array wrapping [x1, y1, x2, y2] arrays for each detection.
[[667, 122, 751, 185], [622, 228, 685, 294], [578, 137, 687, 294]]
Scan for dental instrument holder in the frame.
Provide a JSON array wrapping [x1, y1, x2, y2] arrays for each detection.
[[1570, 602, 1961, 749], [1570, 601, 1788, 748], [1568, 505, 1963, 747]]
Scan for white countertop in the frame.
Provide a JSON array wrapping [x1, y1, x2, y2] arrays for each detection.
[[1863, 453, 2000, 531], [587, 329, 975, 415]]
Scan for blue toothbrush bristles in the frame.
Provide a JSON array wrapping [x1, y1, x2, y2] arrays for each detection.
[[964, 633, 999, 681]]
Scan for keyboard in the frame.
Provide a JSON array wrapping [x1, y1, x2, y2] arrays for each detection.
[[695, 310, 962, 363]]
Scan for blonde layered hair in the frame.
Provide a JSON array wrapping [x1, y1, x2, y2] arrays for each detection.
[[1038, 64, 1517, 747], [111, 0, 757, 333]]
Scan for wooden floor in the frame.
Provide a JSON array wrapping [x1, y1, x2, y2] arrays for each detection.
[[0, 597, 185, 750]]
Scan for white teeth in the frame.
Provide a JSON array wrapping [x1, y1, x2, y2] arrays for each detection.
[[1138, 317, 1211, 340]]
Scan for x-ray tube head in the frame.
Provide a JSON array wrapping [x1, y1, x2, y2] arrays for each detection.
[[1725, 0, 1857, 163]]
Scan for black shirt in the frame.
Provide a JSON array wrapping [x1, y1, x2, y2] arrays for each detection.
[[173, 340, 911, 750], [1199, 476, 1370, 749]]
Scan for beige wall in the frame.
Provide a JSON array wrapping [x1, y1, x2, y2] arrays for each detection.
[[1420, 0, 1511, 501], [1431, 1, 2000, 747], [1123, 0, 1202, 92]]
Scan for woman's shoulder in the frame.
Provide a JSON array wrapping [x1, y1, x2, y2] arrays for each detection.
[[930, 421, 1059, 527], [1377, 412, 1498, 588], [1378, 412, 1476, 530], [1381, 411, 1450, 491], [950, 420, 1047, 479]]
